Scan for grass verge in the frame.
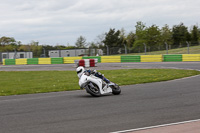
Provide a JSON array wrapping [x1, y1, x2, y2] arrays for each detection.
[[0, 69, 200, 96], [122, 45, 200, 55]]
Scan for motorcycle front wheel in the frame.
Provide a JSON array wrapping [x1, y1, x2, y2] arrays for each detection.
[[110, 84, 121, 95], [86, 83, 101, 97]]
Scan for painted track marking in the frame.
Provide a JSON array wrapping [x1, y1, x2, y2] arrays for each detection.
[[110, 119, 200, 133]]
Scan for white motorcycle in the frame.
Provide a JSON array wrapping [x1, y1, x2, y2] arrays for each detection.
[[78, 71, 121, 97]]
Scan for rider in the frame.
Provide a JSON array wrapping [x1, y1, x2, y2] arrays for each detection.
[[76, 66, 110, 83]]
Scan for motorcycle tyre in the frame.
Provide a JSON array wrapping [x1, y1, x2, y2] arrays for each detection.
[[86, 83, 101, 97], [110, 84, 121, 95]]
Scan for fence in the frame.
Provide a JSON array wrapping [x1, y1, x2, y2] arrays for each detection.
[[102, 42, 200, 55]]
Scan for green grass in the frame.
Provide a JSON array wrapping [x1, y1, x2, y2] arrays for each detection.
[[103, 69, 200, 85], [125, 45, 200, 55], [0, 69, 200, 96]]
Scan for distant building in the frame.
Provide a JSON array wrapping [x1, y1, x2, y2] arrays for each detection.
[[0, 51, 33, 62], [48, 48, 103, 57]]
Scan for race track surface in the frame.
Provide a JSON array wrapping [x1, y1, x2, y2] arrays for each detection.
[[0, 62, 200, 133]]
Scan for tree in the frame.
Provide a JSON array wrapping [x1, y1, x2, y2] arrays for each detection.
[[172, 23, 190, 46], [0, 36, 18, 52], [18, 45, 31, 52], [119, 28, 127, 45], [29, 41, 42, 57], [191, 25, 199, 44], [161, 25, 173, 43], [160, 24, 173, 50], [95, 33, 105, 48], [133, 21, 147, 52], [1, 45, 14, 52], [145, 24, 161, 51], [75, 36, 87, 48], [103, 28, 121, 47], [126, 31, 135, 49], [135, 21, 147, 40], [0, 36, 16, 46], [88, 42, 98, 48]]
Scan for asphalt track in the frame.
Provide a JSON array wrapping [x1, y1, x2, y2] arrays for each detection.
[[0, 62, 200, 133]]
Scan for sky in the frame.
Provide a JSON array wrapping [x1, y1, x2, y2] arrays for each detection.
[[0, 0, 200, 46]]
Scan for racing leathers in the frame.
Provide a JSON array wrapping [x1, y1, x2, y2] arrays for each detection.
[[85, 69, 110, 83]]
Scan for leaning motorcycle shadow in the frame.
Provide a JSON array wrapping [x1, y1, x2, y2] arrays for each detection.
[[75, 91, 122, 98]]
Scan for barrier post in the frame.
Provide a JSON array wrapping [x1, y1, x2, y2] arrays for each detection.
[[143, 43, 146, 55], [186, 41, 190, 54], [165, 42, 168, 54], [106, 45, 109, 55], [123, 44, 127, 54]]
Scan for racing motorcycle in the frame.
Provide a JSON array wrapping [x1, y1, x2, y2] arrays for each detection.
[[78, 72, 121, 97]]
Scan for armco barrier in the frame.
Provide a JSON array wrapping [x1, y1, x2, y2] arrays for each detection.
[[5, 59, 15, 65], [51, 57, 63, 64], [121, 55, 140, 62], [3, 59, 5, 65], [182, 54, 200, 62], [16, 59, 27, 65], [163, 54, 182, 62], [101, 56, 121, 63], [141, 55, 162, 62], [63, 57, 82, 63], [82, 56, 101, 63], [27, 58, 38, 65], [38, 58, 51, 64], [2, 54, 200, 65]]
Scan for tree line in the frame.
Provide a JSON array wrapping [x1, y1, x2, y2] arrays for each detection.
[[101, 22, 200, 53], [0, 21, 200, 57]]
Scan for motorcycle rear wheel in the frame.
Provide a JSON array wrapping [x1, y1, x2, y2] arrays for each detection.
[[86, 83, 101, 97]]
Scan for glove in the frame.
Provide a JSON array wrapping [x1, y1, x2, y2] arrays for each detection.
[[85, 72, 90, 76], [91, 70, 97, 74], [98, 72, 102, 76]]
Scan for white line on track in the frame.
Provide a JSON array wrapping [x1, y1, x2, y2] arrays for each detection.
[[110, 119, 200, 133], [167, 74, 200, 81]]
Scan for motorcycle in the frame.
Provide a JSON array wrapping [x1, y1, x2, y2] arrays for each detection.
[[78, 73, 121, 97]]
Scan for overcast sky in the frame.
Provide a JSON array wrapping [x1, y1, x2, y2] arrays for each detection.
[[0, 0, 200, 46]]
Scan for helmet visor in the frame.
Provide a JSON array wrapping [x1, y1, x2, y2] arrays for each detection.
[[77, 69, 83, 74]]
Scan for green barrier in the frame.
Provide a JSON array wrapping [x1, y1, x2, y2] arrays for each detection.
[[82, 56, 101, 63], [51, 57, 63, 64], [5, 59, 15, 65], [121, 55, 141, 62], [27, 58, 38, 65], [163, 55, 182, 62]]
